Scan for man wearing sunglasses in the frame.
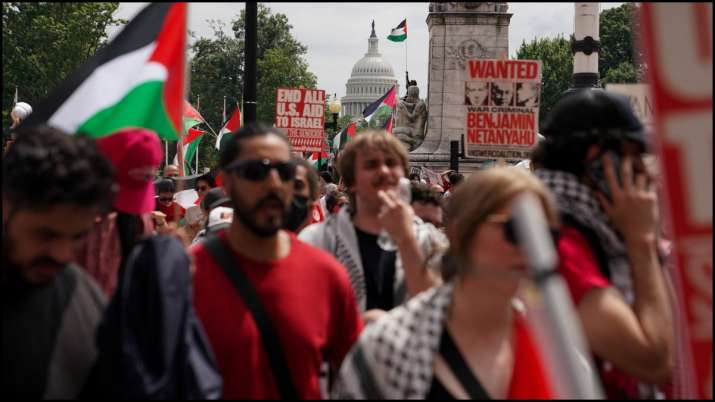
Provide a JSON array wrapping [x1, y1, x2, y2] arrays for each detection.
[[190, 123, 362, 399], [532, 90, 674, 399]]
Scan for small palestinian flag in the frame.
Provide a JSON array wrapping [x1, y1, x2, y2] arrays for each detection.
[[20, 4, 187, 142], [387, 19, 407, 42], [173, 127, 205, 173], [362, 85, 397, 134], [216, 105, 241, 151], [184, 100, 206, 131], [332, 120, 357, 153], [309, 150, 329, 170]]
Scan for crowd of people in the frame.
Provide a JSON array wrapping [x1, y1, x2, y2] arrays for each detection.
[[2, 89, 679, 399]]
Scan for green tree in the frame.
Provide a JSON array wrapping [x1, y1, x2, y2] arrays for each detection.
[[188, 4, 317, 170], [515, 3, 645, 126], [2, 2, 125, 127], [516, 35, 573, 124], [599, 3, 645, 84]]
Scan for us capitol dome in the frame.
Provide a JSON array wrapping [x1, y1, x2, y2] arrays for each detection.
[[341, 21, 399, 118]]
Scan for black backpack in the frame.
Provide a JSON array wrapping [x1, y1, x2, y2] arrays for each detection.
[[81, 235, 222, 399]]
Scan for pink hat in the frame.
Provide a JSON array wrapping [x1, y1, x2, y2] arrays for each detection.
[[97, 129, 163, 214]]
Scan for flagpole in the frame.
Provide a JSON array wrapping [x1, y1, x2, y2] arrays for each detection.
[[13, 87, 18, 105], [223, 96, 227, 123], [165, 141, 168, 166]]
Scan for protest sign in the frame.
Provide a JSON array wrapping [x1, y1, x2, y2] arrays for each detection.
[[605, 83, 655, 129], [274, 88, 326, 152], [640, 3, 712, 398], [464, 59, 542, 160]]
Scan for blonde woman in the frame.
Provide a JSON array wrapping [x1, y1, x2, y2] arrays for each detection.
[[333, 167, 558, 399]]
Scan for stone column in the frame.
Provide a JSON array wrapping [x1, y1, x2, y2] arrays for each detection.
[[411, 2, 512, 171]]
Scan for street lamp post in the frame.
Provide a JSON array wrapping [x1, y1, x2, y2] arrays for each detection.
[[566, 2, 601, 94], [322, 95, 341, 172]]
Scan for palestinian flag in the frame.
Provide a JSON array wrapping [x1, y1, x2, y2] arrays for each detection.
[[387, 19, 407, 42], [20, 3, 187, 142], [309, 150, 329, 170], [332, 120, 357, 153], [362, 85, 397, 134], [173, 127, 205, 173], [184, 100, 206, 131], [216, 105, 241, 151]]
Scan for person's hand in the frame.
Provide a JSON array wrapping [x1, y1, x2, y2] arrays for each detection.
[[377, 189, 415, 246], [596, 154, 658, 243]]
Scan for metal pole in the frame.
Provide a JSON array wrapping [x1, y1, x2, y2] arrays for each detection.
[[570, 3, 601, 90], [244, 2, 258, 124]]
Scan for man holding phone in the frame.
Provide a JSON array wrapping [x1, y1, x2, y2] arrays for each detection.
[[531, 90, 674, 399]]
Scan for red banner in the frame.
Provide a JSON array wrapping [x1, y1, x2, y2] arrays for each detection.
[[275, 88, 326, 153], [640, 4, 712, 398]]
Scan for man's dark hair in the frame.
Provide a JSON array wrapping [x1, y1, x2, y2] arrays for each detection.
[[319, 171, 334, 184], [155, 178, 175, 194], [536, 89, 647, 176], [326, 191, 348, 212], [409, 172, 421, 181], [195, 173, 216, 189], [411, 182, 441, 207], [219, 122, 289, 169], [448, 172, 464, 187], [3, 126, 114, 211], [293, 157, 320, 201]]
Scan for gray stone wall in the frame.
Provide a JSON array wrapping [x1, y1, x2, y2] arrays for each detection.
[[411, 2, 512, 172]]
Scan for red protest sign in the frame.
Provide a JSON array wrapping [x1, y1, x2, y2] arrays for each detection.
[[274, 88, 326, 153], [640, 3, 712, 398], [464, 59, 542, 160]]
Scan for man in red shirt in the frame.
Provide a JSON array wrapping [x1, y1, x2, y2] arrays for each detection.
[[532, 90, 675, 399], [191, 122, 363, 399]]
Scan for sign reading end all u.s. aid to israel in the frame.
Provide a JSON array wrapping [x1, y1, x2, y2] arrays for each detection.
[[275, 88, 326, 153], [464, 59, 542, 160]]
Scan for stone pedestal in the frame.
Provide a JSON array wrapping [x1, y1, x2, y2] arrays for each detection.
[[410, 2, 512, 173]]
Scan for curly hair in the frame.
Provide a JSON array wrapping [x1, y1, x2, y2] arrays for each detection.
[[3, 126, 115, 212]]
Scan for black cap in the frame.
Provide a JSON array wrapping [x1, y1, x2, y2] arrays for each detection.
[[201, 187, 231, 212], [542, 89, 647, 151]]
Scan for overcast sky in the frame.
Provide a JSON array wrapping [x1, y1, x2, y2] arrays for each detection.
[[111, 2, 623, 103]]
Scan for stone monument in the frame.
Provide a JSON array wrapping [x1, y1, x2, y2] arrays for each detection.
[[394, 85, 428, 151], [410, 2, 512, 171]]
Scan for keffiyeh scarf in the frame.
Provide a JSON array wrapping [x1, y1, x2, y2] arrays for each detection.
[[535, 169, 634, 304]]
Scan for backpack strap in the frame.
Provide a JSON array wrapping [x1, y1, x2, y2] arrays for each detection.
[[203, 236, 299, 399], [439, 329, 491, 399]]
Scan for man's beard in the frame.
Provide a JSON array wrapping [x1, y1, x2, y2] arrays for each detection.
[[2, 231, 64, 290], [230, 187, 289, 238]]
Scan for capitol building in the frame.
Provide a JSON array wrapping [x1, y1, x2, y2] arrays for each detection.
[[341, 22, 399, 118]]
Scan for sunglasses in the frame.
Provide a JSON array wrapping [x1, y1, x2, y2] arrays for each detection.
[[196, 185, 210, 192], [226, 158, 296, 182], [486, 214, 560, 246], [158, 197, 174, 203]]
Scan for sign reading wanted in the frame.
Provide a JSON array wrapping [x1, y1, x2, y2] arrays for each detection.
[[464, 59, 542, 160], [274, 88, 326, 152]]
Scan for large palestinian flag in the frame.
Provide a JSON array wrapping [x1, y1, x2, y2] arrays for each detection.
[[20, 3, 187, 142], [362, 85, 397, 134]]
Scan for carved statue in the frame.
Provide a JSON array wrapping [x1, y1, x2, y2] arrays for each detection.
[[394, 85, 428, 151]]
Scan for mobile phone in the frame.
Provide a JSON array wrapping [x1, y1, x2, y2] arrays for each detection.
[[586, 151, 622, 201]]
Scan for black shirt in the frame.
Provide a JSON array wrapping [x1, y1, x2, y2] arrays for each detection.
[[354, 226, 396, 311]]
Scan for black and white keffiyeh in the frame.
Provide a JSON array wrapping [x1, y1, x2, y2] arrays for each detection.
[[535, 169, 634, 304], [299, 207, 448, 312], [332, 283, 455, 399]]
